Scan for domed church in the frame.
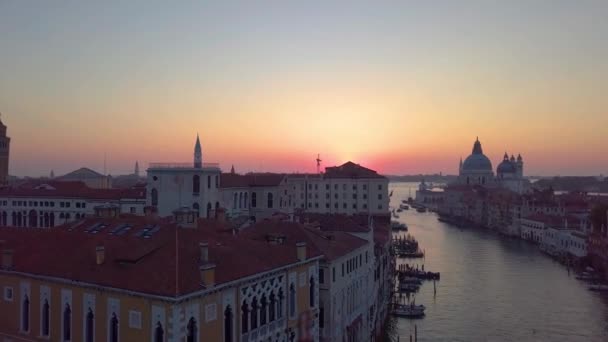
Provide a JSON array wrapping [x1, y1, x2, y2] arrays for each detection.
[[456, 137, 530, 194]]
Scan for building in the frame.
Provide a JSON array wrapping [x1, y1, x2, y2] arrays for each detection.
[[0, 207, 322, 342], [0, 180, 146, 228], [57, 168, 113, 189], [0, 116, 11, 185], [456, 137, 530, 194], [286, 162, 389, 216], [146, 135, 222, 219]]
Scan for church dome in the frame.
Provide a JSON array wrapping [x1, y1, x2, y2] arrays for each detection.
[[462, 138, 493, 172], [497, 160, 516, 174]]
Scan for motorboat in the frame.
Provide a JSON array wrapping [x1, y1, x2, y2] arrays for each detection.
[[401, 277, 422, 285], [397, 208, 403, 213], [398, 282, 420, 293], [392, 303, 426, 318], [416, 207, 426, 213], [391, 221, 408, 231], [588, 284, 608, 292]]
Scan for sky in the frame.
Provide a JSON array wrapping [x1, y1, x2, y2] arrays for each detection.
[[1, 1, 607, 177]]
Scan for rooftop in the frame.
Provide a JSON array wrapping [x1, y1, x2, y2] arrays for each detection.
[[0, 181, 145, 200]]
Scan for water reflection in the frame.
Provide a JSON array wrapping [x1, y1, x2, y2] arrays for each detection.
[[390, 182, 608, 342]]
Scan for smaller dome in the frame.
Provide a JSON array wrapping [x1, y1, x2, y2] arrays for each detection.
[[497, 160, 516, 174]]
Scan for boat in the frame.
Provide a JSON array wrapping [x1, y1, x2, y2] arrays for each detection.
[[576, 272, 602, 282], [392, 303, 426, 318], [402, 200, 408, 204], [398, 283, 420, 293], [391, 221, 408, 231], [399, 204, 409, 210], [416, 207, 426, 213], [401, 277, 422, 285], [397, 208, 403, 213], [588, 284, 608, 292], [398, 251, 424, 258]]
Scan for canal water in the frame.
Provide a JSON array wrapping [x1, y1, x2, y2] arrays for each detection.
[[390, 182, 608, 342]]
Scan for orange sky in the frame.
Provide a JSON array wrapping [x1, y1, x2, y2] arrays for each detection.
[[1, 2, 607, 177]]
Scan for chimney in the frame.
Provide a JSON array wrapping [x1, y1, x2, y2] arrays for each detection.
[[94, 203, 120, 218], [173, 207, 197, 229], [96, 246, 105, 265], [200, 263, 216, 288], [199, 242, 209, 263], [2, 249, 14, 270], [296, 242, 307, 262], [144, 206, 159, 220]]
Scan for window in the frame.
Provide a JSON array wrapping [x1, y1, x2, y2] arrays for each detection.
[[186, 317, 197, 342], [154, 322, 164, 342], [269, 293, 276, 322], [309, 277, 315, 308], [63, 304, 72, 341], [76, 203, 81, 208], [151, 189, 158, 206], [378, 194, 382, 200], [66, 202, 71, 208], [325, 203, 329, 209], [224, 306, 233, 342], [3, 286, 13, 301], [42, 299, 50, 336], [251, 192, 257, 208], [343, 203, 347, 209], [353, 203, 357, 209], [130, 207, 136, 214], [325, 184, 329, 190], [129, 310, 142, 329], [277, 289, 284, 319], [110, 313, 119, 342], [363, 184, 367, 190], [319, 308, 324, 328], [267, 193, 274, 209], [250, 297, 258, 330], [332, 268, 336, 282], [352, 193, 357, 199], [260, 295, 267, 326], [363, 204, 368, 209], [319, 269, 325, 284], [85, 309, 94, 342], [207, 175, 211, 189], [342, 263, 345, 276], [22, 294, 30, 332], [193, 175, 200, 193], [289, 284, 296, 318], [334, 184, 338, 190], [334, 203, 338, 209], [241, 300, 249, 333], [314, 184, 318, 190], [378, 204, 383, 210], [334, 193, 338, 199], [215, 175, 219, 188], [343, 184, 346, 190], [378, 184, 382, 190]]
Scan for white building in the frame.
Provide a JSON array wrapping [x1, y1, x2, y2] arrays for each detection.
[[456, 137, 530, 194], [286, 162, 389, 216], [0, 181, 146, 228], [146, 135, 222, 218]]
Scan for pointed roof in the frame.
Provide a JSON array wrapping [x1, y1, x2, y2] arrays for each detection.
[[194, 133, 202, 153], [472, 137, 484, 155]]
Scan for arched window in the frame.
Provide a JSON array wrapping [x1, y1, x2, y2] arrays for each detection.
[[42, 299, 50, 336], [110, 313, 119, 342], [260, 295, 267, 326], [233, 193, 237, 209], [206, 202, 212, 219], [269, 292, 276, 322], [251, 192, 257, 208], [155, 322, 164, 342], [85, 309, 94, 342], [277, 289, 284, 319], [63, 303, 72, 341], [250, 297, 258, 330], [22, 295, 30, 332], [11, 212, 16, 226], [289, 283, 296, 317], [50, 212, 55, 227], [28, 210, 37, 227], [193, 203, 200, 217], [207, 175, 211, 189], [193, 175, 200, 194], [186, 317, 197, 342], [215, 202, 220, 218], [44, 213, 49, 227], [267, 193, 274, 209], [17, 212, 22, 227], [310, 277, 315, 308], [2, 211, 7, 226], [239, 193, 243, 209], [224, 305, 233, 342], [244, 193, 248, 209], [241, 300, 249, 334], [151, 188, 159, 206]]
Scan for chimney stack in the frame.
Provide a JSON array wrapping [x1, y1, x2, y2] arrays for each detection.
[[200, 263, 216, 288], [2, 249, 14, 270], [199, 242, 209, 263], [296, 242, 307, 262], [96, 246, 105, 265]]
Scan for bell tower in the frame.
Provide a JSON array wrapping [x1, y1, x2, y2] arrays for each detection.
[[0, 114, 10, 185], [194, 133, 202, 169]]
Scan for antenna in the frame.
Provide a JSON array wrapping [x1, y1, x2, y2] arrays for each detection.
[[316, 154, 322, 174]]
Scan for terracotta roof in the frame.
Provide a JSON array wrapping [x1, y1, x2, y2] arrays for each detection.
[[0, 181, 145, 200], [324, 162, 385, 179], [220, 173, 286, 188], [0, 216, 320, 298]]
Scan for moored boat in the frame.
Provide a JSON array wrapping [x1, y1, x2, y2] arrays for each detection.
[[392, 303, 426, 318]]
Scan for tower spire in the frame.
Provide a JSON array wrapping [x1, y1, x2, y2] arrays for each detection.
[[135, 161, 140, 177], [194, 133, 202, 168]]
